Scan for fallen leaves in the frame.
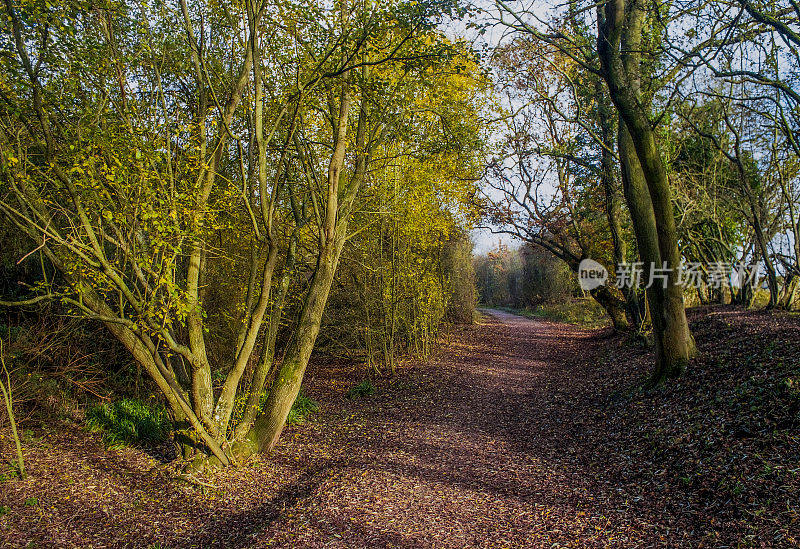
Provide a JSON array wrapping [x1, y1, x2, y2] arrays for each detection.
[[0, 306, 797, 547]]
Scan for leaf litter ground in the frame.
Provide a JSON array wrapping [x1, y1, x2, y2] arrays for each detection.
[[1, 306, 798, 547]]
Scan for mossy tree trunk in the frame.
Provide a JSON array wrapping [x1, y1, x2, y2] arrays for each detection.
[[590, 284, 630, 331], [598, 0, 696, 383], [596, 80, 645, 330], [242, 80, 373, 456]]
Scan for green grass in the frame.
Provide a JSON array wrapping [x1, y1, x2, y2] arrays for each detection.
[[346, 379, 376, 399], [286, 389, 319, 425], [85, 398, 170, 448], [496, 298, 610, 328], [0, 460, 22, 482], [89, 390, 319, 448]]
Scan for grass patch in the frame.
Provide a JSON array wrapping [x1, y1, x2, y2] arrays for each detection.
[[346, 379, 376, 399], [86, 398, 170, 449], [498, 298, 609, 328], [0, 460, 23, 482], [286, 389, 319, 425]]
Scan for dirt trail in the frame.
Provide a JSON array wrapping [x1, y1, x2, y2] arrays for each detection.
[[11, 308, 794, 547], [239, 310, 638, 548], [1, 311, 648, 548]]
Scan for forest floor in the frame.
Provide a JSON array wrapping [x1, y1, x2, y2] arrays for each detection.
[[1, 307, 799, 548]]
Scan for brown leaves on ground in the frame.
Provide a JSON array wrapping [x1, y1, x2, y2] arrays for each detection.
[[0, 306, 798, 547]]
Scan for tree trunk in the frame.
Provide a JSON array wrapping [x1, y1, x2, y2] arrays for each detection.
[[618, 124, 671, 369], [749, 206, 780, 309], [238, 83, 365, 457], [234, 236, 297, 440], [597, 82, 643, 330], [243, 241, 344, 455], [779, 274, 799, 310], [598, 0, 696, 383], [590, 284, 629, 330]]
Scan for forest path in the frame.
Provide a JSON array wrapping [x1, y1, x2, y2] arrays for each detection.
[[7, 308, 797, 547], [232, 309, 640, 548], [4, 309, 654, 548]]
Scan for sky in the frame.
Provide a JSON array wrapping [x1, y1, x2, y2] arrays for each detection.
[[440, 1, 528, 257], [472, 228, 520, 254]]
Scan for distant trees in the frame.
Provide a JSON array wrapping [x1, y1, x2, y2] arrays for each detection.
[[0, 0, 481, 465], [475, 243, 575, 308], [475, 244, 524, 308]]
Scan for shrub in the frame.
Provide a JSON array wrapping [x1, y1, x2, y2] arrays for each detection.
[[347, 379, 376, 399], [86, 398, 169, 448], [502, 298, 609, 328]]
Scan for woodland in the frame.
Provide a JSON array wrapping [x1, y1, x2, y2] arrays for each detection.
[[0, 0, 798, 547]]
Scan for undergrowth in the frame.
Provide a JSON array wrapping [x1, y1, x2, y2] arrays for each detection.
[[90, 390, 321, 447], [286, 389, 319, 425], [347, 379, 376, 399], [228, 387, 320, 431], [497, 298, 609, 328], [85, 398, 169, 448]]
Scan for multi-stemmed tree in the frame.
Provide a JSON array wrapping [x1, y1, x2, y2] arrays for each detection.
[[0, 0, 472, 465]]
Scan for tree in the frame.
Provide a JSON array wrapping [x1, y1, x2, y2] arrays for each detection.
[[483, 36, 633, 329], [665, 0, 800, 309], [595, 0, 698, 380], [493, 0, 697, 381], [0, 0, 470, 465]]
